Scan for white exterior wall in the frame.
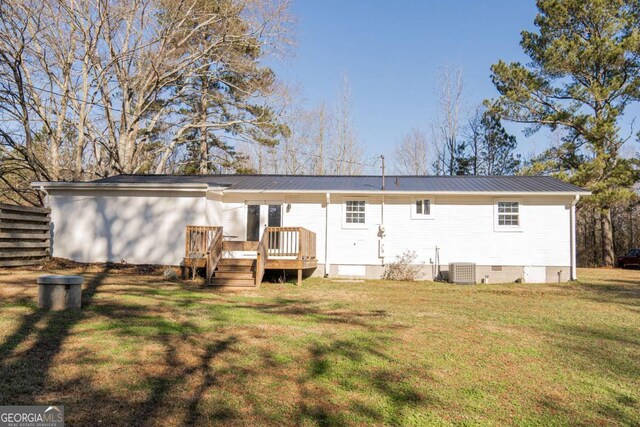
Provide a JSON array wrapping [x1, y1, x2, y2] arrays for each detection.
[[380, 195, 571, 267], [325, 195, 382, 267], [48, 190, 205, 265], [47, 189, 574, 279], [205, 193, 224, 226], [208, 192, 571, 269], [316, 195, 571, 273]]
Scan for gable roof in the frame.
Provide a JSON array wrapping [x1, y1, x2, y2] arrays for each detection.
[[32, 174, 590, 195]]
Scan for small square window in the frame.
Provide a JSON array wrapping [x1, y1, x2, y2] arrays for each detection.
[[345, 200, 366, 224]]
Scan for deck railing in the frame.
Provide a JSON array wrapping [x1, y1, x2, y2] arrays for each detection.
[[266, 227, 316, 260], [205, 227, 224, 284], [185, 225, 222, 280], [255, 226, 268, 286], [185, 225, 221, 258], [297, 227, 316, 260]]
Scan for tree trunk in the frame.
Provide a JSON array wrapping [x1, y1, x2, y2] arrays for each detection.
[[601, 208, 615, 267], [199, 129, 208, 174], [199, 82, 209, 175], [594, 210, 599, 266]]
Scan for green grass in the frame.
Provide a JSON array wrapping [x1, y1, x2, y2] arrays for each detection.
[[0, 267, 639, 426]]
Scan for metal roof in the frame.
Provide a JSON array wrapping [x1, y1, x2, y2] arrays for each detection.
[[89, 174, 589, 194]]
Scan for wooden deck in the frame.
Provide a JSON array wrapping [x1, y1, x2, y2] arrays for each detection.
[[184, 225, 318, 287]]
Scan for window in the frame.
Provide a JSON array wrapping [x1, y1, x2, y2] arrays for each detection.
[[345, 200, 366, 224], [497, 201, 520, 227], [411, 198, 434, 219], [416, 199, 431, 216]]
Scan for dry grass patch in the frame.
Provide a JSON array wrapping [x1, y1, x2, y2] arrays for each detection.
[[0, 266, 638, 425]]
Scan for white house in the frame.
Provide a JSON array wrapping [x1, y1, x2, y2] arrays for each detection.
[[33, 174, 589, 284]]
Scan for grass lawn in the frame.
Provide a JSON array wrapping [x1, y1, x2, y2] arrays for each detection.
[[0, 266, 639, 426]]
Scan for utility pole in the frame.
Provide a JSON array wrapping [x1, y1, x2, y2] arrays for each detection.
[[380, 154, 385, 190]]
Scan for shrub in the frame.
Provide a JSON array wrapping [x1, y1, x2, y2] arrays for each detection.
[[162, 267, 179, 281], [382, 250, 423, 281]]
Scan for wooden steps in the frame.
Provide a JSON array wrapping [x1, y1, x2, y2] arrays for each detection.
[[218, 258, 255, 267], [208, 258, 257, 287], [213, 271, 254, 280], [209, 277, 256, 287]]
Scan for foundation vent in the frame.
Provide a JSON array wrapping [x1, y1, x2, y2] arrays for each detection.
[[449, 263, 476, 284]]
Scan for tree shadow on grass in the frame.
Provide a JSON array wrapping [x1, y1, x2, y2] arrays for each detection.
[[568, 279, 640, 312], [231, 298, 392, 330], [0, 269, 109, 405], [0, 272, 440, 426], [294, 333, 439, 426], [127, 334, 239, 427], [0, 267, 242, 425]]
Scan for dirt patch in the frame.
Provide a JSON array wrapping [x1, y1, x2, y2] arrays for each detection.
[[0, 257, 173, 276]]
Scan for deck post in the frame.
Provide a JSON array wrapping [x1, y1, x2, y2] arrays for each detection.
[[297, 269, 302, 286]]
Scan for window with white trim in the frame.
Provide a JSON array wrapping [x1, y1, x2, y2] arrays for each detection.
[[497, 201, 520, 226], [345, 200, 366, 224], [411, 198, 434, 219]]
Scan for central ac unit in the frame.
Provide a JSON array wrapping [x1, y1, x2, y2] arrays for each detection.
[[449, 263, 476, 284]]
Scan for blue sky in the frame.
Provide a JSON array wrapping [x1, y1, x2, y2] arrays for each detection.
[[270, 0, 638, 168], [270, 0, 539, 163]]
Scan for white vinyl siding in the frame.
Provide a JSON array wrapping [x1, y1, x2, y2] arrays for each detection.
[[47, 191, 573, 274], [383, 195, 570, 267], [48, 190, 205, 264]]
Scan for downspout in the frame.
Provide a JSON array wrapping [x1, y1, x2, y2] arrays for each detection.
[[570, 195, 580, 281], [380, 155, 386, 266], [324, 192, 330, 277], [380, 194, 385, 266]]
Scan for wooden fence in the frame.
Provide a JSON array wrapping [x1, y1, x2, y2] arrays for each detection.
[[0, 203, 51, 267]]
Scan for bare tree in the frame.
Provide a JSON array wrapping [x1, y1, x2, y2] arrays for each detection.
[[432, 63, 464, 175], [240, 75, 369, 176], [0, 0, 291, 203], [238, 85, 330, 175], [461, 107, 485, 175], [330, 74, 363, 175], [393, 128, 430, 175], [307, 103, 331, 175]]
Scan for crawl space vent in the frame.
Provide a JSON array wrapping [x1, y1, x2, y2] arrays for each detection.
[[448, 263, 476, 284]]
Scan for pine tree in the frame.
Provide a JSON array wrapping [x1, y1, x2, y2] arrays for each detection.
[[161, 0, 288, 174], [487, 0, 640, 266], [458, 109, 520, 175], [480, 112, 520, 175]]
